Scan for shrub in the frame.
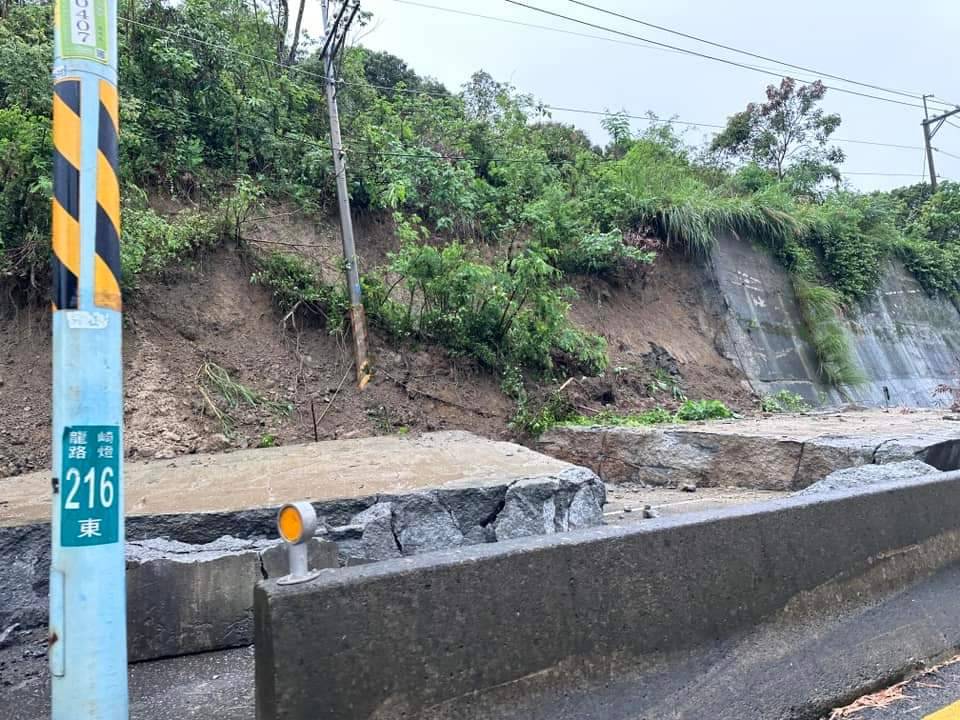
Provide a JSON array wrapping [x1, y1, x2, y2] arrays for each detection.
[[674, 399, 734, 421], [808, 194, 898, 301], [559, 407, 675, 428], [121, 205, 220, 286], [196, 361, 292, 435], [365, 241, 607, 377], [894, 236, 960, 298], [558, 229, 655, 277], [250, 251, 348, 323], [761, 390, 810, 413], [0, 105, 51, 294]]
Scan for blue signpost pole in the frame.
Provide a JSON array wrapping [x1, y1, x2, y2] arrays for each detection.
[[50, 0, 127, 716]]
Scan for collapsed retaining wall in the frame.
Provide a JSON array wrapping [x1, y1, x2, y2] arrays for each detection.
[[255, 471, 960, 720], [710, 234, 960, 407], [0, 466, 604, 661], [538, 411, 960, 489]]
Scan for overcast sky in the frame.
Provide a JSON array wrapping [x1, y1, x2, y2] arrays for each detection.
[[304, 0, 959, 192]]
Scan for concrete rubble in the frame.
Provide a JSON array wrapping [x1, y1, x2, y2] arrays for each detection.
[[330, 467, 606, 563]]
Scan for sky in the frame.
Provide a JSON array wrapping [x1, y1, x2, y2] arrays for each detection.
[[302, 0, 960, 192]]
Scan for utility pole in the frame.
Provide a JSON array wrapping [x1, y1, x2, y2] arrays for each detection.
[[50, 0, 127, 716], [921, 95, 960, 192], [321, 0, 370, 388]]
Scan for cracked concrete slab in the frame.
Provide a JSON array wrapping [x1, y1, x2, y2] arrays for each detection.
[[0, 431, 572, 527]]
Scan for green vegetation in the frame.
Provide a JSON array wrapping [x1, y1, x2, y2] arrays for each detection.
[[674, 399, 735, 421], [364, 239, 606, 376], [647, 368, 686, 401], [2, 1, 959, 395], [761, 390, 811, 413], [793, 279, 864, 388], [121, 204, 220, 286], [196, 361, 292, 435], [257, 433, 278, 448], [556, 399, 733, 430], [251, 251, 348, 325]]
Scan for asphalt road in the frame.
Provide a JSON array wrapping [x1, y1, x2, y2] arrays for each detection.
[[827, 656, 960, 720], [6, 641, 960, 720], [1, 636, 254, 720]]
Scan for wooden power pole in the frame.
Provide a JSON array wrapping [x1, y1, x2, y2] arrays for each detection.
[[321, 0, 370, 388]]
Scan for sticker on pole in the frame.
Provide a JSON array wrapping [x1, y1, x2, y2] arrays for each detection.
[[56, 0, 109, 63], [60, 426, 120, 547]]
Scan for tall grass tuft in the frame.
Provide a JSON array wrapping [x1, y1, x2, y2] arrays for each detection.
[[793, 280, 865, 389]]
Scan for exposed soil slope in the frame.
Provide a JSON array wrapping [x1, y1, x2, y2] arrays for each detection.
[[0, 212, 754, 477]]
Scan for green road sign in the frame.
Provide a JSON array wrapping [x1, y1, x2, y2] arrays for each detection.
[[60, 425, 120, 547], [56, 0, 109, 63]]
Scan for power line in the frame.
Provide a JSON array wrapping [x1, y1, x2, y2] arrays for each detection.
[[934, 147, 960, 161], [563, 0, 951, 108], [394, 0, 954, 112], [389, 0, 784, 75], [842, 171, 939, 177], [122, 15, 925, 153], [542, 105, 923, 150], [501, 0, 930, 109], [931, 95, 960, 111]]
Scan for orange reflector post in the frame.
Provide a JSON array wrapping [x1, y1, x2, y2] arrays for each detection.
[[276, 501, 320, 585], [278, 505, 305, 544]]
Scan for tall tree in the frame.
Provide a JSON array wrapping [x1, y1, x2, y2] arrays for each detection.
[[711, 78, 844, 186]]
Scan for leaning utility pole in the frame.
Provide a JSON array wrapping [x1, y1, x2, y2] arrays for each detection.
[[321, 0, 370, 388], [921, 95, 960, 192], [50, 0, 127, 715]]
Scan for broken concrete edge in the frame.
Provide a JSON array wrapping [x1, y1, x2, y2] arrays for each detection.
[[0, 465, 605, 660], [335, 466, 606, 563], [538, 424, 960, 491], [255, 470, 960, 720], [125, 535, 338, 663]]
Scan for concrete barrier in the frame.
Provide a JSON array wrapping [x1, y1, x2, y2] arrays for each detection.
[[126, 536, 337, 661], [256, 471, 960, 720]]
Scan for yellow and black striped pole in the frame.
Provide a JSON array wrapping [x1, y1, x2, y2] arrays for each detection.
[[50, 0, 127, 716]]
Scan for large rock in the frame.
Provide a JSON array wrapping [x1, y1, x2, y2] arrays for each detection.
[[795, 460, 939, 496], [343, 470, 607, 560], [351, 503, 402, 562], [391, 492, 465, 556], [494, 478, 560, 541], [540, 420, 960, 491], [0, 524, 48, 631], [494, 468, 606, 541]]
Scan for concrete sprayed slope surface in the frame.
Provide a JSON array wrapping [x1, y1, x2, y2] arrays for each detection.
[[256, 472, 960, 720], [712, 233, 960, 406]]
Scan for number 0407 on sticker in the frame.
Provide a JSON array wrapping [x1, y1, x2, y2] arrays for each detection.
[[60, 425, 120, 546]]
